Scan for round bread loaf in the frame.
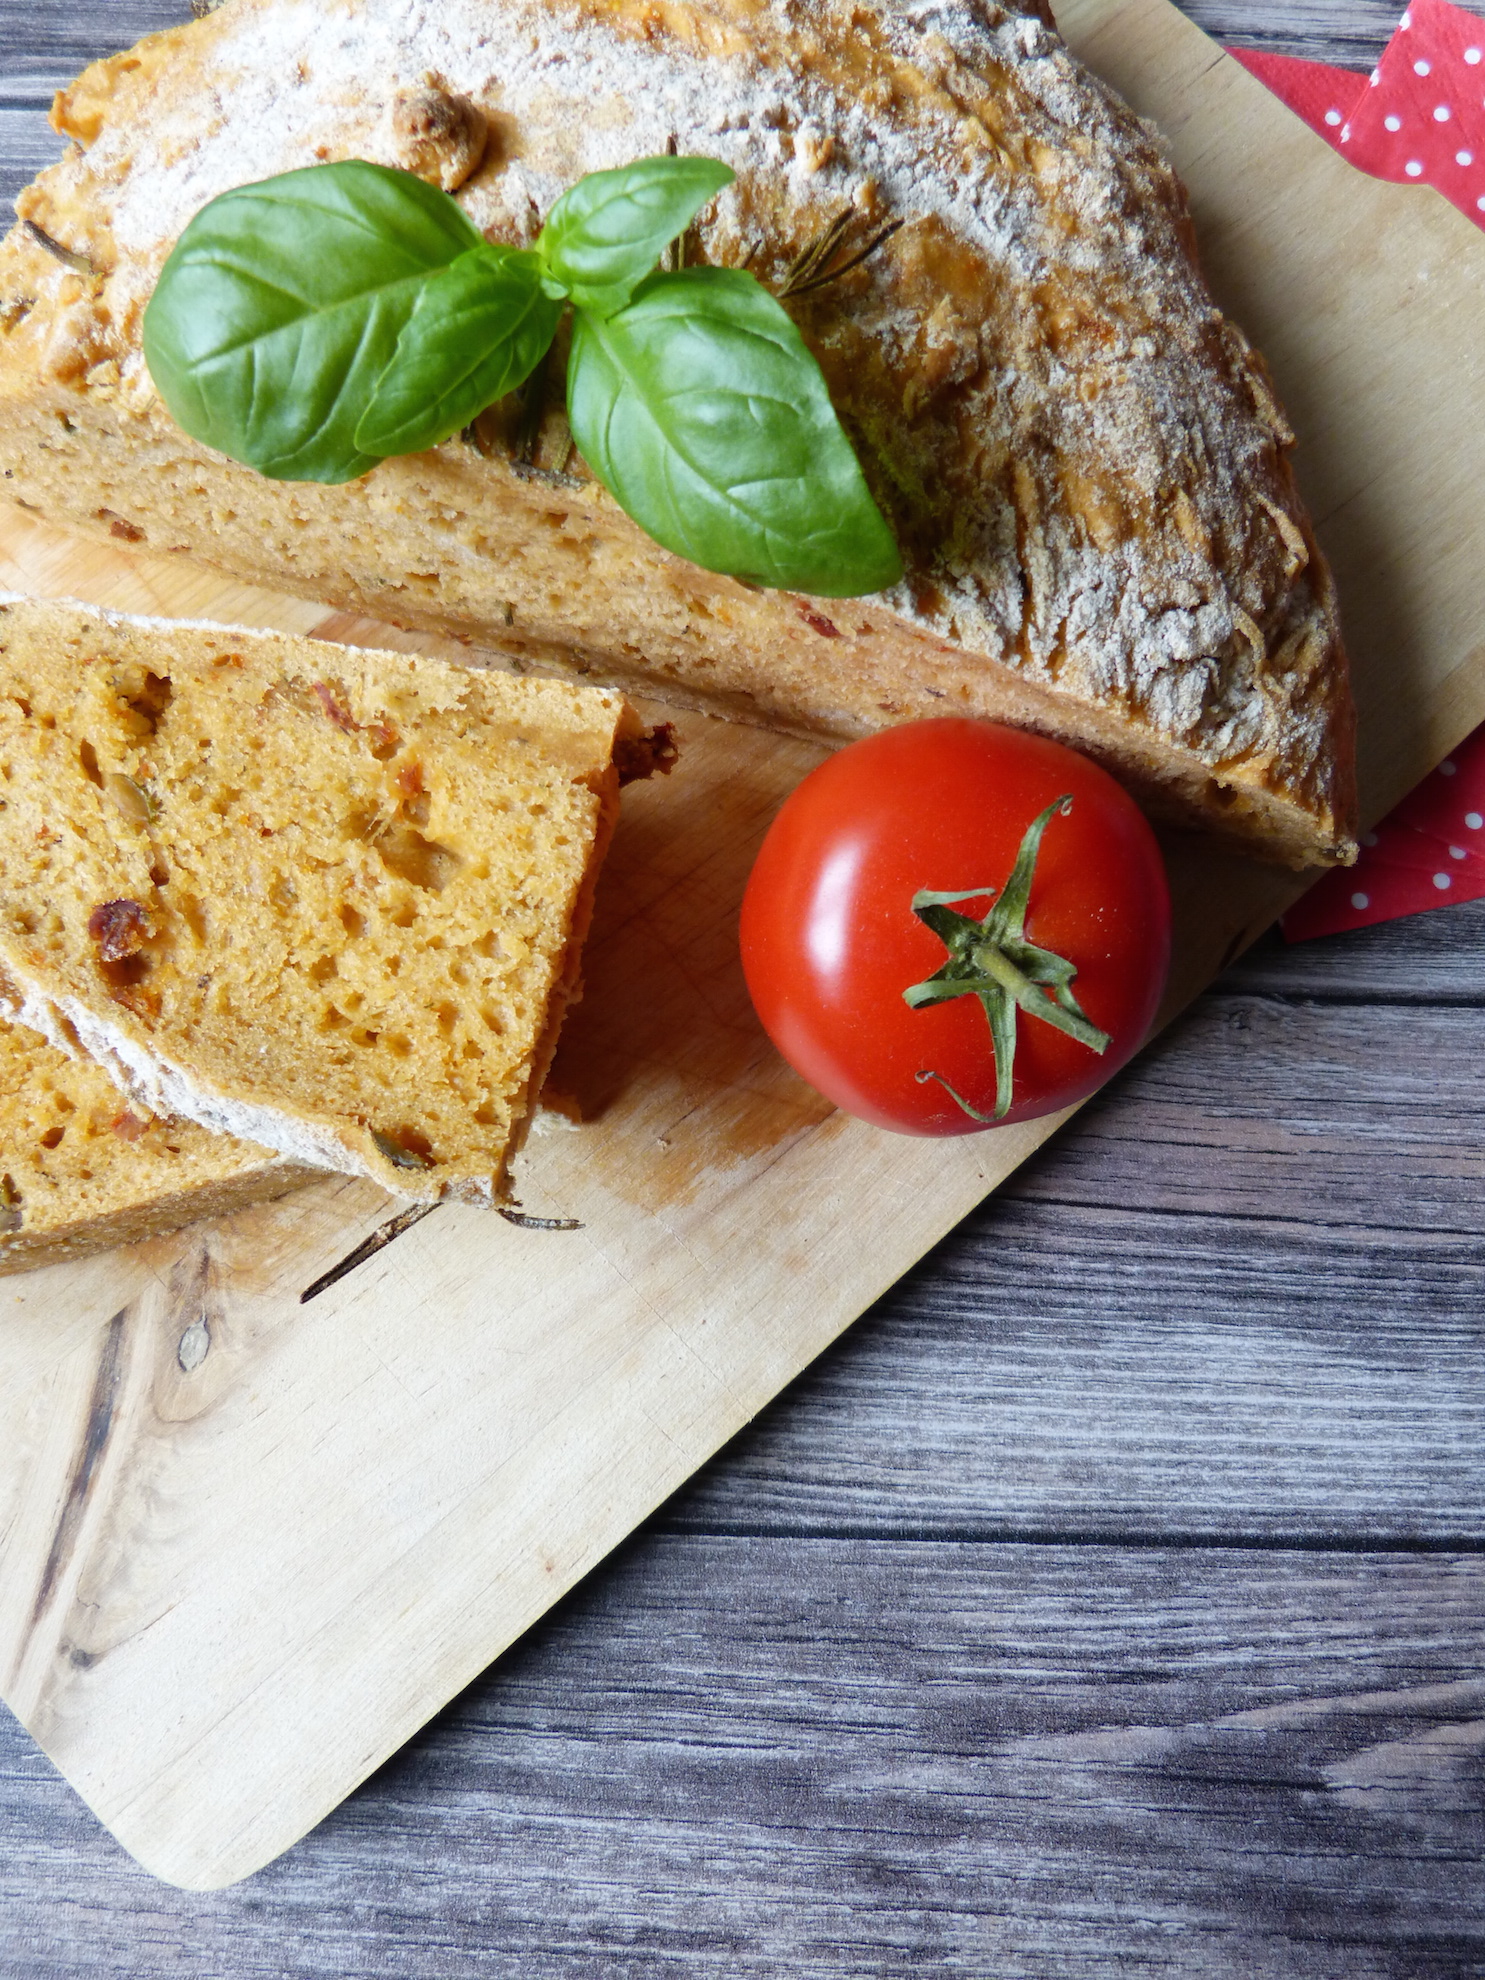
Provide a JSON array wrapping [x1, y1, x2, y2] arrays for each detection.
[[0, 0, 1356, 866]]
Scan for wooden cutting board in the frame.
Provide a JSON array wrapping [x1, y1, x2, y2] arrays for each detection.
[[2, 0, 1483, 1890]]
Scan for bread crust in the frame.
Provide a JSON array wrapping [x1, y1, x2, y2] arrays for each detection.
[[0, 0, 1357, 867], [0, 997, 314, 1278]]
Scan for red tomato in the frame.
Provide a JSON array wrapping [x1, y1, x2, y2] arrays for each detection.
[[739, 719, 1171, 1134]]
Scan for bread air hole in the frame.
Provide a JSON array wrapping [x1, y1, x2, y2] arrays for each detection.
[[344, 802, 462, 888], [117, 669, 173, 736], [376, 824, 462, 892]]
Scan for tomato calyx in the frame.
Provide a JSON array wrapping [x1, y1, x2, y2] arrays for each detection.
[[901, 796, 1112, 1123]]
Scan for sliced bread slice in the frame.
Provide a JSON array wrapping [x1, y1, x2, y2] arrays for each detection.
[[0, 993, 313, 1276], [0, 595, 639, 1203]]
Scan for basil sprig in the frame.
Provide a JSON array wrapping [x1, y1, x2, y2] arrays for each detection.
[[143, 154, 902, 596]]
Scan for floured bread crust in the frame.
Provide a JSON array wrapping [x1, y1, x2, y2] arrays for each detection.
[[0, 594, 636, 1203], [0, 0, 1356, 866]]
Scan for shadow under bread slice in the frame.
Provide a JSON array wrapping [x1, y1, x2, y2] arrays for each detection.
[[0, 595, 640, 1203], [0, 993, 314, 1277]]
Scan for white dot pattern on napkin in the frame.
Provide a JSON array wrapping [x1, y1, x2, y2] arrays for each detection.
[[1336, 1, 1485, 227], [1434, 871, 1452, 888]]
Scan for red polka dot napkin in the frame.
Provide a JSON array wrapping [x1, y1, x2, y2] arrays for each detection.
[[1232, 0, 1485, 223], [1229, 0, 1485, 939], [1282, 730, 1485, 940]]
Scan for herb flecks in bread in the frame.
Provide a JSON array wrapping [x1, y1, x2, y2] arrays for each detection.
[[0, 0, 1357, 867], [0, 596, 638, 1203]]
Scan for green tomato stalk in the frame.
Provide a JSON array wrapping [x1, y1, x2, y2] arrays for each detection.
[[902, 798, 1111, 1122]]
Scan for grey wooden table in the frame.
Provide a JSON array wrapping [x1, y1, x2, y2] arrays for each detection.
[[2, 3, 1483, 1973]]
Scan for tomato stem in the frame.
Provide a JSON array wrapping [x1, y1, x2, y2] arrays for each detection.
[[902, 796, 1111, 1122]]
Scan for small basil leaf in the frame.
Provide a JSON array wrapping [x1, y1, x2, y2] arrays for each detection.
[[566, 268, 902, 596], [354, 245, 561, 457], [538, 155, 734, 318], [142, 160, 483, 483]]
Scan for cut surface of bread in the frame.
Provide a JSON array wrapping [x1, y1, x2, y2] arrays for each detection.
[[0, 995, 312, 1276], [0, 595, 637, 1202], [0, 0, 1355, 867]]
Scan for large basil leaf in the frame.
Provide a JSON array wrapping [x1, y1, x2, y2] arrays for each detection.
[[538, 156, 734, 318], [354, 245, 561, 457], [142, 161, 483, 483], [566, 268, 902, 596]]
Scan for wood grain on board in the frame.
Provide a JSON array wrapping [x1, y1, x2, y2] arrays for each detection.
[[1, 0, 1484, 1898]]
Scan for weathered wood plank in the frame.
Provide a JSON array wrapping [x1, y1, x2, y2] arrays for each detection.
[[3, 1540, 1483, 1977], [1182, 0, 1433, 61], [1006, 995, 1485, 1228], [0, 111, 63, 209], [1227, 900, 1485, 1002], [662, 1196, 1485, 1539], [0, 3, 191, 91]]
